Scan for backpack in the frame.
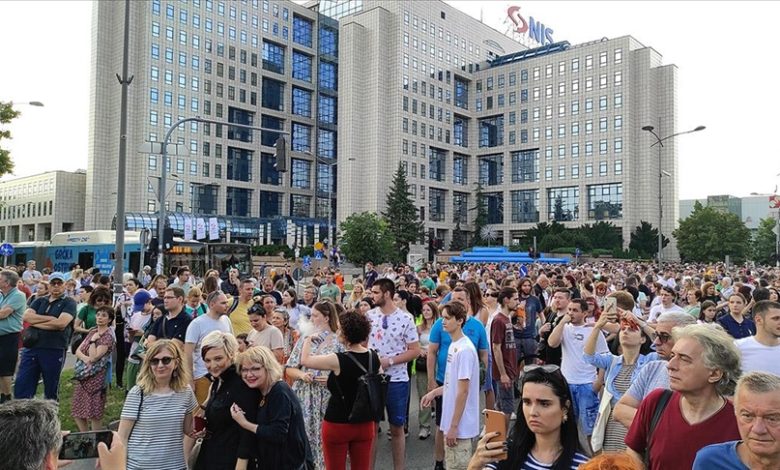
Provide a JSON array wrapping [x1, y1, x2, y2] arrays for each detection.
[[335, 351, 389, 423]]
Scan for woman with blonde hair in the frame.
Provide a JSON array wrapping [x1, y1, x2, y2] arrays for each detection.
[[193, 331, 260, 470], [118, 340, 198, 470], [230, 346, 313, 470], [347, 281, 365, 309]]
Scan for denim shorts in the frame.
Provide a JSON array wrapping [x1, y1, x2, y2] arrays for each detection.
[[385, 381, 410, 427], [568, 383, 600, 435], [492, 379, 516, 415]]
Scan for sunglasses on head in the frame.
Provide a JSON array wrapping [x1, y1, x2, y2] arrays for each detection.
[[620, 317, 640, 331], [524, 364, 561, 374]]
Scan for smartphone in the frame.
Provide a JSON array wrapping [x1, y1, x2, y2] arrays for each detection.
[[59, 431, 113, 460], [484, 410, 508, 460], [194, 416, 207, 433], [604, 297, 618, 320]]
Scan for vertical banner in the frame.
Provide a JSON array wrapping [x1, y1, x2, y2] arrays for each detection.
[[258, 225, 265, 246], [208, 217, 219, 241], [286, 220, 295, 249], [266, 223, 272, 245], [313, 225, 320, 246], [183, 217, 193, 241], [196, 218, 206, 240]]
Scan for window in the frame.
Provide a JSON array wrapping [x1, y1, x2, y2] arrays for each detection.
[[292, 16, 313, 47], [478, 116, 504, 148], [599, 74, 607, 89], [428, 147, 445, 182], [585, 141, 593, 156], [292, 87, 312, 117], [291, 159, 311, 188], [571, 164, 579, 179], [614, 93, 623, 108], [318, 129, 336, 159], [600, 117, 608, 132], [262, 40, 284, 74], [615, 138, 623, 153], [572, 142, 579, 158], [599, 96, 608, 111], [614, 71, 623, 86], [318, 94, 336, 124], [614, 160, 623, 175], [585, 55, 593, 70], [511, 149, 539, 183], [453, 154, 468, 185], [429, 188, 445, 222], [511, 189, 539, 223], [479, 154, 503, 185], [599, 160, 608, 176], [587, 183, 622, 219], [319, 61, 337, 91], [614, 115, 623, 130], [453, 192, 469, 223], [599, 51, 607, 67], [599, 139, 608, 154], [291, 123, 311, 152], [261, 77, 284, 110], [547, 187, 579, 221], [614, 48, 623, 64], [292, 52, 312, 82]]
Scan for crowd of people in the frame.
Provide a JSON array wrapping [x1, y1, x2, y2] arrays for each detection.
[[0, 257, 780, 470]]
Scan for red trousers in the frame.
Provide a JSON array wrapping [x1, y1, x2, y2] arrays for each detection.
[[321, 420, 375, 470]]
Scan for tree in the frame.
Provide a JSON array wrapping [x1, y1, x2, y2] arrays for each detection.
[[752, 217, 778, 265], [339, 212, 395, 265], [0, 102, 22, 177], [469, 181, 488, 245], [579, 221, 623, 250], [449, 221, 468, 251], [629, 221, 669, 259], [382, 163, 423, 261], [673, 202, 752, 262]]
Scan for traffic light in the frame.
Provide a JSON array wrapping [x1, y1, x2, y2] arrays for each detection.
[[163, 227, 174, 249], [273, 136, 287, 172]]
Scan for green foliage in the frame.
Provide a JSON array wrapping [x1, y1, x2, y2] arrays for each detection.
[[449, 221, 468, 251], [382, 164, 423, 260], [591, 248, 614, 257], [538, 233, 566, 253], [469, 182, 489, 245], [0, 102, 21, 177], [673, 201, 752, 262], [751, 217, 778, 264], [612, 247, 640, 259], [339, 211, 396, 265], [629, 221, 669, 259], [524, 221, 566, 246], [579, 221, 623, 250]]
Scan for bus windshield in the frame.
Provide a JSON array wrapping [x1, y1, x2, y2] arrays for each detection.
[[209, 243, 252, 277]]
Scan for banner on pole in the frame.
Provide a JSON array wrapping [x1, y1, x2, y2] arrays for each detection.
[[196, 218, 206, 240], [183, 217, 193, 241], [208, 217, 219, 240]]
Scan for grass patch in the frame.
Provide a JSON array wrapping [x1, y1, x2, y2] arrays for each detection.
[[37, 369, 127, 431]]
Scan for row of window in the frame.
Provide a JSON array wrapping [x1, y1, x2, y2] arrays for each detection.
[[0, 200, 54, 221], [417, 183, 622, 224], [403, 10, 482, 59], [146, 191, 334, 219]]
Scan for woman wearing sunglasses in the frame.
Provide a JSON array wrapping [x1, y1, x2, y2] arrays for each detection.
[[118, 339, 198, 470], [583, 292, 657, 453], [468, 364, 587, 470]]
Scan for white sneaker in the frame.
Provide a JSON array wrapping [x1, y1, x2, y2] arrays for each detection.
[[419, 427, 431, 440]]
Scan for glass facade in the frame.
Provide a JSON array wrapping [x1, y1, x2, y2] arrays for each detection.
[[453, 154, 468, 185], [226, 187, 251, 216], [479, 154, 503, 186], [260, 152, 280, 185], [587, 183, 623, 220], [292, 87, 312, 117], [428, 147, 445, 182], [262, 40, 284, 74], [259, 190, 282, 217], [484, 192, 504, 224], [261, 78, 284, 111], [479, 116, 504, 147], [290, 194, 311, 217], [291, 159, 311, 189], [511, 190, 539, 223], [292, 16, 313, 47], [547, 187, 579, 221], [429, 188, 446, 222], [453, 192, 469, 223], [511, 149, 539, 183], [226, 147, 252, 182], [292, 52, 312, 82]]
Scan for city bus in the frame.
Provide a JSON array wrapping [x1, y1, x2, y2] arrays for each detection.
[[208, 242, 253, 277]]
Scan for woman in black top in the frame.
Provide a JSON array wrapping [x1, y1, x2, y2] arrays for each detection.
[[193, 331, 260, 470], [300, 310, 376, 470], [230, 345, 312, 470]]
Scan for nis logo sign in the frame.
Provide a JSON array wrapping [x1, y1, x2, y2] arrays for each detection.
[[507, 5, 555, 46]]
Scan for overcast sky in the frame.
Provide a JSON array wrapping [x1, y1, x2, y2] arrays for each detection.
[[0, 1, 777, 199]]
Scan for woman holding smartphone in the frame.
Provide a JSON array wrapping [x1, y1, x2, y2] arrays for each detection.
[[468, 365, 587, 470], [118, 339, 198, 470], [193, 331, 260, 470]]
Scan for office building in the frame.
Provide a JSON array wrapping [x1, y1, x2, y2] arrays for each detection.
[[0, 170, 86, 242], [88, 0, 679, 255], [681, 195, 779, 232], [87, 0, 338, 241]]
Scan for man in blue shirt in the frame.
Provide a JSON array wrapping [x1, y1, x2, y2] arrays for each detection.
[[0, 269, 28, 403], [694, 371, 780, 470], [14, 272, 77, 401], [426, 287, 488, 470]]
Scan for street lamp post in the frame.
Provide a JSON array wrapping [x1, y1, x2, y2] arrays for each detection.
[[151, 117, 288, 275], [642, 123, 706, 269]]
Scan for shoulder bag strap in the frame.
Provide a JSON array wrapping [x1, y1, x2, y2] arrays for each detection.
[[343, 350, 370, 375], [128, 389, 144, 442], [645, 389, 673, 467]]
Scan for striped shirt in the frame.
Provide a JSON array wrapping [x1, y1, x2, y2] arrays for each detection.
[[121, 385, 198, 470], [486, 452, 589, 470]]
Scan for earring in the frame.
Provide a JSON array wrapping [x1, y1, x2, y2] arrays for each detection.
[[562, 415, 568, 423]]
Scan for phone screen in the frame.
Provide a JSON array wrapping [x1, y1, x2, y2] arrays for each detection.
[[59, 431, 113, 460]]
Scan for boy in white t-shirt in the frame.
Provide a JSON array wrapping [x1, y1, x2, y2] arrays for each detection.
[[548, 298, 609, 440], [421, 302, 479, 470], [735, 300, 780, 375]]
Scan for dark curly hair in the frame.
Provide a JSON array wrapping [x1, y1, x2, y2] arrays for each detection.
[[339, 310, 371, 345]]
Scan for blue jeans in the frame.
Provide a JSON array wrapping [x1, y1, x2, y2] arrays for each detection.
[[492, 379, 515, 415], [14, 347, 66, 400], [386, 381, 410, 427], [568, 383, 600, 435]]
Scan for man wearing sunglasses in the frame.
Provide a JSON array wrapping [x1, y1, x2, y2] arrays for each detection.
[[613, 311, 696, 428], [14, 272, 77, 401]]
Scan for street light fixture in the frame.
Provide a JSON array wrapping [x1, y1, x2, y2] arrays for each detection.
[[642, 123, 706, 269]]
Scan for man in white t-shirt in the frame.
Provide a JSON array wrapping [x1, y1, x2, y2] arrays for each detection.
[[184, 291, 233, 405], [735, 300, 780, 375], [548, 298, 608, 440], [647, 286, 685, 323], [421, 301, 479, 470]]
